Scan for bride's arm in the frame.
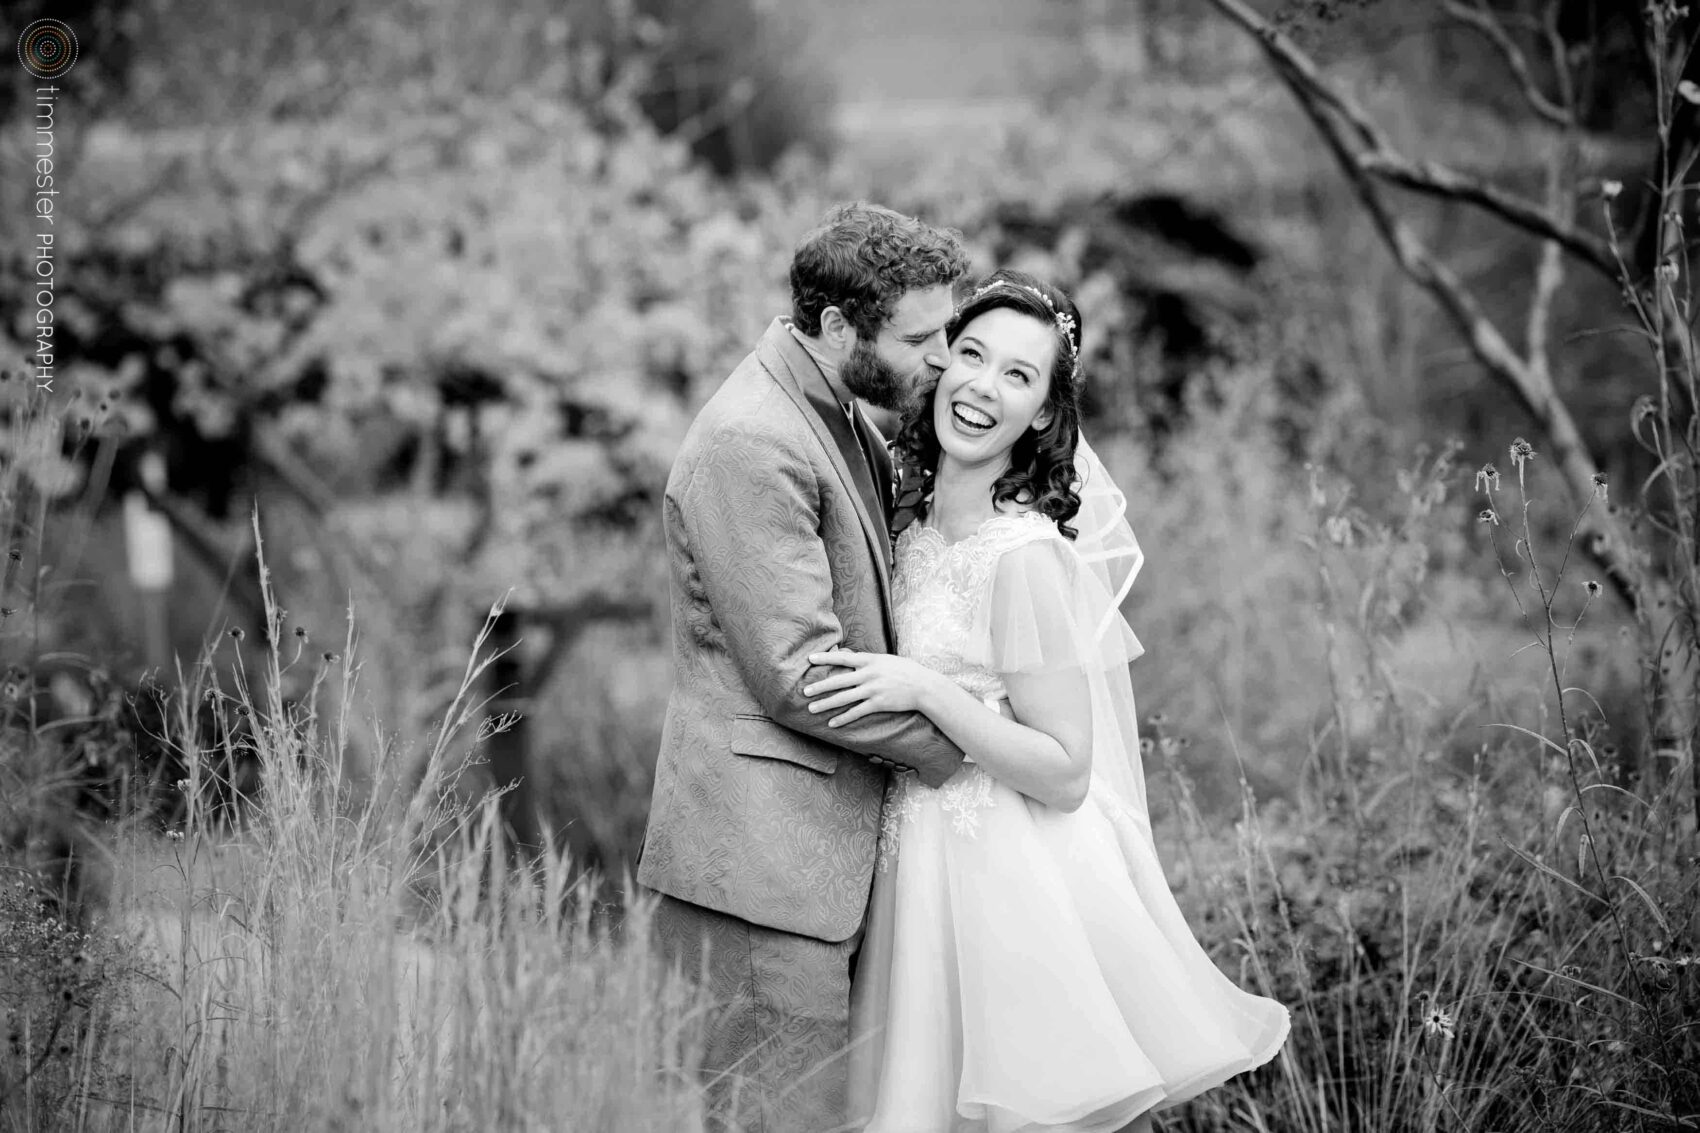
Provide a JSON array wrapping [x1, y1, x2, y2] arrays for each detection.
[[804, 651, 1092, 811], [805, 539, 1096, 811]]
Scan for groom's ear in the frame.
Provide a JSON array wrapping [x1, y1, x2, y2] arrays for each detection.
[[819, 306, 854, 351]]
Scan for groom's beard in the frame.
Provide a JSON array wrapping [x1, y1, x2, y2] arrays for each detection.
[[840, 337, 929, 413]]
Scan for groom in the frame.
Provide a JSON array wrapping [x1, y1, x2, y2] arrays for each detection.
[[639, 202, 970, 1130]]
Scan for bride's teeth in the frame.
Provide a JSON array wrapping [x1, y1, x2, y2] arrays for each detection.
[[953, 404, 995, 430]]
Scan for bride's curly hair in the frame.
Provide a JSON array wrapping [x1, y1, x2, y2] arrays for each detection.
[[892, 269, 1085, 539]]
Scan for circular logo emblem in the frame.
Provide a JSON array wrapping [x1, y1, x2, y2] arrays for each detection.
[[18, 20, 78, 80]]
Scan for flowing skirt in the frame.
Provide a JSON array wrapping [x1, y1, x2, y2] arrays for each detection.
[[847, 764, 1289, 1133]]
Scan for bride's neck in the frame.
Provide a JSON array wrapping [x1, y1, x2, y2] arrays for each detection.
[[930, 455, 1011, 541]]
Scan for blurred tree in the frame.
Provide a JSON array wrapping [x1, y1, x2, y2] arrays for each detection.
[[0, 0, 826, 840], [633, 0, 837, 173], [1206, 0, 1700, 802]]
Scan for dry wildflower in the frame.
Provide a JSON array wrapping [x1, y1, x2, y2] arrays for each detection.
[[166, 830, 184, 841], [321, 651, 340, 664], [1509, 437, 1535, 473], [1324, 515, 1353, 547], [1601, 180, 1623, 201], [293, 626, 308, 640], [1591, 471, 1608, 501], [1475, 462, 1501, 493], [228, 627, 245, 642], [0, 608, 12, 618], [1633, 394, 1658, 428], [1422, 1004, 1456, 1040], [1585, 580, 1602, 597], [1478, 508, 1500, 526], [5, 549, 18, 563]]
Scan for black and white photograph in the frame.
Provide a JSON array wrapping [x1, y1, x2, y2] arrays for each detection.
[[1, 1, 1697, 1130]]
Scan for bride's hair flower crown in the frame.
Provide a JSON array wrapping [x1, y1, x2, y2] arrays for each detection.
[[964, 279, 1080, 366]]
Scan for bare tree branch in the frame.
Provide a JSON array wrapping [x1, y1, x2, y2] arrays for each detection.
[[1353, 150, 1617, 278], [1203, 0, 1641, 606], [1210, 0, 1617, 281], [1443, 0, 1572, 128]]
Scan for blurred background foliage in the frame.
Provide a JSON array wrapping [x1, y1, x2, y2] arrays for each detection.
[[0, 0, 1675, 869]]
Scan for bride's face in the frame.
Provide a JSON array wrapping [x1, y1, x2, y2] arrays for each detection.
[[932, 307, 1056, 471]]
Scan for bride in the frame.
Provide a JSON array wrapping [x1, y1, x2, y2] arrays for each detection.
[[803, 269, 1290, 1132]]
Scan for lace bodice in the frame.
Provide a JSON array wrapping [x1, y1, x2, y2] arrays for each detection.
[[892, 509, 1058, 704], [880, 509, 1060, 871]]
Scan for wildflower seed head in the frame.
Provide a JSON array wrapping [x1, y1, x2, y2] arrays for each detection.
[[293, 626, 307, 640], [1602, 179, 1623, 201], [166, 830, 184, 841], [1478, 508, 1500, 526], [1659, 260, 1682, 285], [322, 651, 339, 664], [1509, 437, 1535, 471], [228, 627, 245, 642], [5, 549, 18, 562], [1475, 462, 1501, 493], [1591, 471, 1608, 501], [1585, 580, 1602, 596]]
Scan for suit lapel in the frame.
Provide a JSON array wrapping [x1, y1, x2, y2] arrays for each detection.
[[856, 406, 895, 521], [756, 321, 896, 636]]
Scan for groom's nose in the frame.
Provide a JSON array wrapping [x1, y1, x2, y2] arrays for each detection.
[[921, 329, 950, 373]]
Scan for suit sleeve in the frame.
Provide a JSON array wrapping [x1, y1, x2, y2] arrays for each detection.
[[675, 421, 964, 788]]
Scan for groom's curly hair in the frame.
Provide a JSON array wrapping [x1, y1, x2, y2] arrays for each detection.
[[893, 269, 1085, 539], [790, 202, 970, 339]]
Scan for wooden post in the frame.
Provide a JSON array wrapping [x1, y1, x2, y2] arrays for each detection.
[[484, 607, 540, 854], [124, 451, 174, 671]]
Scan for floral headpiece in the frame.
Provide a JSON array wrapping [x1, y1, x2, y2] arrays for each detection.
[[963, 279, 1080, 366]]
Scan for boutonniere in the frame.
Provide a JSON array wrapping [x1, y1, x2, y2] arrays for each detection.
[[889, 462, 930, 538]]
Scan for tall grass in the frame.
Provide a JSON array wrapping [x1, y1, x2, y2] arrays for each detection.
[[1, 505, 712, 1130], [1150, 445, 1698, 1133]]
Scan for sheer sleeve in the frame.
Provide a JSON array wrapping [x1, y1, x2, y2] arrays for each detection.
[[972, 529, 1154, 845], [964, 533, 1144, 676]]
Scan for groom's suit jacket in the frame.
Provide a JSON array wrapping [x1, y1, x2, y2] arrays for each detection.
[[638, 318, 964, 943]]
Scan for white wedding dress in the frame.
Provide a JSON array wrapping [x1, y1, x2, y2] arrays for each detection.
[[847, 510, 1290, 1133]]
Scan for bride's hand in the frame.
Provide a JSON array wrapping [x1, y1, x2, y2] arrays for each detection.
[[804, 650, 941, 727]]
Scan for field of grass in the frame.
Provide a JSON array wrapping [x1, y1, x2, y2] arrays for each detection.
[[2, 364, 1695, 1130], [3, 2, 1699, 1125]]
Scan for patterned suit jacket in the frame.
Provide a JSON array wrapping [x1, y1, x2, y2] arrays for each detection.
[[638, 318, 964, 942]]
